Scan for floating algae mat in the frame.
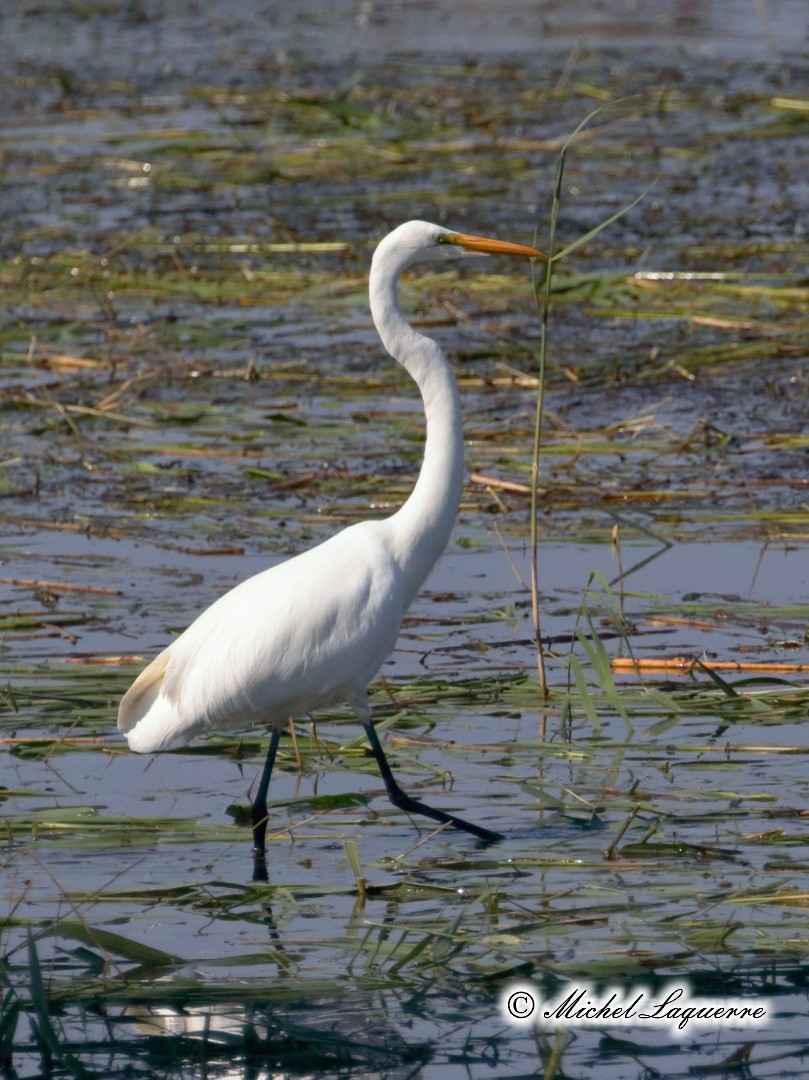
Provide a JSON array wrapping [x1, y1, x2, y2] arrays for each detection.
[[2, 6, 809, 1077]]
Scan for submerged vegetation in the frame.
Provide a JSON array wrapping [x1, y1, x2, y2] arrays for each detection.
[[1, 6, 809, 1077]]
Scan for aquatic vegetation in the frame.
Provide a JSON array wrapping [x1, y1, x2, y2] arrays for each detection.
[[1, 22, 808, 1080]]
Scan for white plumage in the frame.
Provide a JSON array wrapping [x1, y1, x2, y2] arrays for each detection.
[[120, 522, 402, 752], [118, 220, 542, 856]]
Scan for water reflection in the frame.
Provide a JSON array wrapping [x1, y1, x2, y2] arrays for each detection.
[[124, 997, 432, 1078]]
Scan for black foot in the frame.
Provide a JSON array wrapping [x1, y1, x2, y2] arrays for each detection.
[[387, 784, 502, 844], [248, 727, 281, 874], [252, 847, 269, 883], [361, 719, 501, 844], [252, 805, 268, 855], [251, 809, 269, 882]]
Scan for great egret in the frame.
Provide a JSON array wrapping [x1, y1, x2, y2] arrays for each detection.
[[118, 220, 542, 858]]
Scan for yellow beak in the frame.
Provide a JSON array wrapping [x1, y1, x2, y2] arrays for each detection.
[[443, 231, 544, 259]]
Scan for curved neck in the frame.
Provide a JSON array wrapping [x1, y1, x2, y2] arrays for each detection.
[[370, 259, 464, 607]]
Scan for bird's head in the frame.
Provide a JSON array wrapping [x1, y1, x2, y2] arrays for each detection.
[[374, 220, 544, 274]]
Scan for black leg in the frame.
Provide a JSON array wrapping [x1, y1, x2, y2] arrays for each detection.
[[252, 728, 282, 859], [362, 721, 502, 844]]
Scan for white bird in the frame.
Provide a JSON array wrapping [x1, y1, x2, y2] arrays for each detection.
[[118, 220, 542, 860]]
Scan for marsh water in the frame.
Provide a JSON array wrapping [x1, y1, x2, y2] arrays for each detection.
[[2, 2, 809, 1077]]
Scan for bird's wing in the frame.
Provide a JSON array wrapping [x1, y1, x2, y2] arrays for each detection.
[[178, 521, 402, 724], [120, 521, 402, 750]]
